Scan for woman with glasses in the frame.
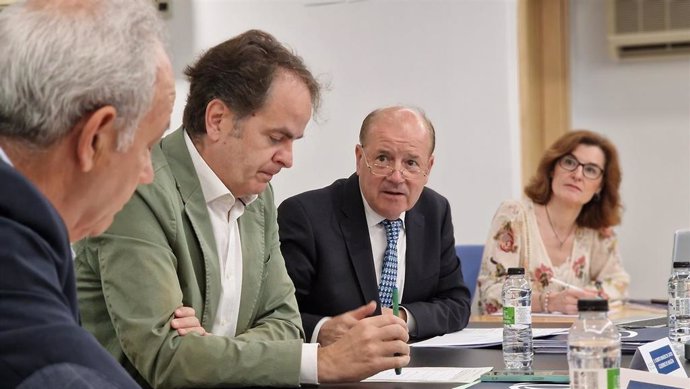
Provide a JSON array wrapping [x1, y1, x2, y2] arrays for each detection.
[[477, 130, 629, 314]]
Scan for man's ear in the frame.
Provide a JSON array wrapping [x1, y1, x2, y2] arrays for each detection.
[[76, 106, 117, 172], [205, 99, 231, 142], [426, 155, 435, 174], [354, 144, 364, 175]]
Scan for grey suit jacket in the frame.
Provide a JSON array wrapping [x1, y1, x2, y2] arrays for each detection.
[[75, 128, 304, 388]]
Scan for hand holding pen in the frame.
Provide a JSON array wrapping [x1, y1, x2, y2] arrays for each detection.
[[315, 301, 409, 383], [546, 278, 599, 314], [551, 277, 607, 299], [316, 301, 378, 346], [550, 278, 590, 293]]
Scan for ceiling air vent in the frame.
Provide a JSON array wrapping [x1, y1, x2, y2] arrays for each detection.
[[607, 0, 690, 60]]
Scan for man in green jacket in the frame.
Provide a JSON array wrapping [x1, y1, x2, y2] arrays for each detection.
[[75, 29, 409, 388]]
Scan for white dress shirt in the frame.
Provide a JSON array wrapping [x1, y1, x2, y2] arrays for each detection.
[[184, 133, 318, 384], [0, 146, 11, 165]]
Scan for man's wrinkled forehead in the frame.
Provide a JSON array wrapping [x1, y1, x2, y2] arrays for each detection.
[[365, 109, 432, 150]]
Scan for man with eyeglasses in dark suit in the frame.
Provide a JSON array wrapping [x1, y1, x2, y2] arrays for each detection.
[[278, 106, 472, 345]]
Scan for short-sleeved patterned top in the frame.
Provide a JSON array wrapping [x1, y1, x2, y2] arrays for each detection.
[[477, 198, 630, 314]]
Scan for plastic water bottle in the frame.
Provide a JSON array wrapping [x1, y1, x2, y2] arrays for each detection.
[[567, 299, 620, 389], [502, 267, 533, 369], [668, 261, 690, 355]]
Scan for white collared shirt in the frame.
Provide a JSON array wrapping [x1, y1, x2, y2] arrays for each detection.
[[0, 145, 12, 165], [185, 132, 251, 338], [184, 132, 317, 384]]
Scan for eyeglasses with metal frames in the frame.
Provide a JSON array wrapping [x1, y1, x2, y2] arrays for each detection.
[[359, 145, 428, 179], [557, 154, 604, 180]]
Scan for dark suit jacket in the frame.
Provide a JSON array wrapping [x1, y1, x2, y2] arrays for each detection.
[[278, 174, 471, 340], [0, 160, 137, 388]]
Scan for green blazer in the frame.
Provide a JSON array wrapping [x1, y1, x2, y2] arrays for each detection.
[[75, 128, 304, 388]]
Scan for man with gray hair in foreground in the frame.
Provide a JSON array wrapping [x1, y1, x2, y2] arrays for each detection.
[[0, 0, 182, 387]]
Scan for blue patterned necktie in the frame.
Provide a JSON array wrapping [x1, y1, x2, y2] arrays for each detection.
[[378, 218, 402, 308]]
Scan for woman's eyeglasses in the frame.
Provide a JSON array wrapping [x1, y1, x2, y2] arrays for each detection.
[[557, 154, 604, 180]]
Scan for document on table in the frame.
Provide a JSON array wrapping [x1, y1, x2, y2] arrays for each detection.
[[532, 312, 578, 318], [411, 327, 568, 348], [363, 367, 492, 383], [490, 311, 578, 318]]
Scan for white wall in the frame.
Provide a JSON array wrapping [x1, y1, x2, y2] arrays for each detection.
[[570, 0, 690, 299], [163, 0, 685, 299], [164, 0, 522, 245]]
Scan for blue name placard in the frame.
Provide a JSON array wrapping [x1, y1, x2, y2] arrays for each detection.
[[648, 345, 679, 375], [635, 338, 687, 378]]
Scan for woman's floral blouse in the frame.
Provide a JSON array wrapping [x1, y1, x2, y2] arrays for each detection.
[[477, 199, 630, 314]]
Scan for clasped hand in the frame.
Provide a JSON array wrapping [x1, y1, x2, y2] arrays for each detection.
[[171, 306, 209, 336]]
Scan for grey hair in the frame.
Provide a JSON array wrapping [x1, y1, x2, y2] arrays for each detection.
[[0, 0, 167, 150]]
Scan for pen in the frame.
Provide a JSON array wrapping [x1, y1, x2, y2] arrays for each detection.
[[550, 278, 586, 293], [392, 287, 402, 375], [608, 299, 623, 309]]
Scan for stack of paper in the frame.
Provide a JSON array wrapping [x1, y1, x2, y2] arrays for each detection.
[[533, 327, 668, 354], [411, 328, 568, 348], [363, 367, 492, 384], [412, 327, 668, 354]]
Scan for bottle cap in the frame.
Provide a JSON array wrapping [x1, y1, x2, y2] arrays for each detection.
[[673, 262, 690, 269], [507, 267, 525, 275], [672, 229, 690, 262], [577, 298, 608, 312]]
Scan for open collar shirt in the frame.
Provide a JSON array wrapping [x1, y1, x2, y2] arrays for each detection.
[[183, 133, 317, 384], [0, 146, 11, 165]]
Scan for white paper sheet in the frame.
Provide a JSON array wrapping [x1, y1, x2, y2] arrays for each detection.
[[363, 367, 492, 383], [411, 327, 568, 348], [491, 312, 578, 318]]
